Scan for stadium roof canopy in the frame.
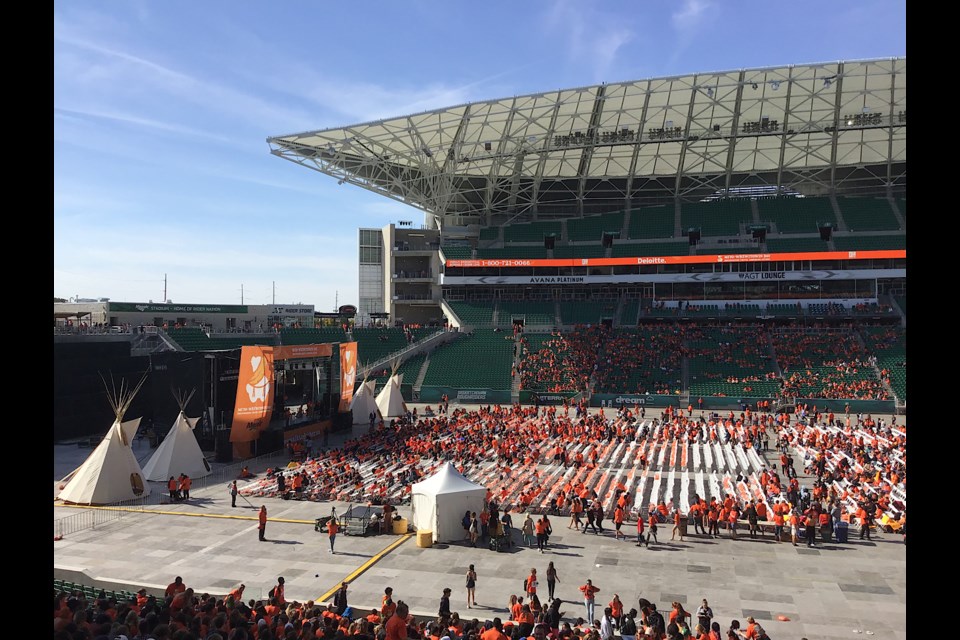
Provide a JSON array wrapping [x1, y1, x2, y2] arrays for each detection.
[[268, 58, 905, 226]]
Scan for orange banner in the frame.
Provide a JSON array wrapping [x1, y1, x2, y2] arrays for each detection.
[[339, 342, 358, 412], [230, 346, 275, 444], [273, 343, 333, 360], [445, 249, 905, 269]]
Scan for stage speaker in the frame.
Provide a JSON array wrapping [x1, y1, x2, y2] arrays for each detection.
[[688, 228, 701, 246], [544, 235, 556, 249], [258, 430, 285, 454], [818, 223, 833, 241]]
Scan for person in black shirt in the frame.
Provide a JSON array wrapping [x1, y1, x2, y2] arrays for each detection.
[[439, 588, 452, 618], [333, 582, 349, 616]]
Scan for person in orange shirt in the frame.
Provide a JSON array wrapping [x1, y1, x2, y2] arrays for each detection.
[[613, 505, 626, 540], [385, 601, 409, 640], [728, 507, 739, 539], [670, 509, 684, 541], [579, 579, 600, 624], [382, 586, 397, 620], [167, 476, 179, 502], [772, 509, 785, 543], [647, 512, 659, 545], [328, 513, 340, 554], [227, 583, 245, 604], [535, 518, 547, 553], [608, 594, 624, 628], [789, 509, 800, 546], [179, 474, 191, 501], [525, 568, 539, 599], [258, 505, 267, 541], [165, 576, 186, 598]]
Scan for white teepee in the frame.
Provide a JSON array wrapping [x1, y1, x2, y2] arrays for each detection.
[[375, 363, 408, 418], [142, 389, 211, 481], [350, 371, 381, 425], [58, 373, 152, 505]]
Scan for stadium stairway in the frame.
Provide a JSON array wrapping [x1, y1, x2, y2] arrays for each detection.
[[511, 339, 522, 402], [413, 354, 431, 392]]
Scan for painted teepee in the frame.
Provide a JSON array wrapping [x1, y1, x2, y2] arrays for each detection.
[[375, 360, 408, 418], [350, 367, 381, 425], [142, 388, 211, 481], [58, 372, 152, 505]]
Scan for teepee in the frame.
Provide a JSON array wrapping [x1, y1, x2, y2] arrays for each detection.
[[58, 372, 152, 505], [142, 388, 211, 481], [350, 368, 381, 425], [375, 361, 408, 418]]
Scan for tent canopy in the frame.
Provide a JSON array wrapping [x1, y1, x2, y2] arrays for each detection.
[[411, 462, 486, 543]]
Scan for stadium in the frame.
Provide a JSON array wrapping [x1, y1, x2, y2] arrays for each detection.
[[54, 58, 906, 640]]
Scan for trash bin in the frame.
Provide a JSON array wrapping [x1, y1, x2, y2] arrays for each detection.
[[416, 530, 433, 548], [392, 518, 408, 535], [835, 521, 849, 543], [678, 516, 688, 538]]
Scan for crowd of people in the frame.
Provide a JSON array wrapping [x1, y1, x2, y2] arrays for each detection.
[[56, 569, 783, 640]]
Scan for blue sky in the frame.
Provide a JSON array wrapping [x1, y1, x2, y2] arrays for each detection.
[[54, 0, 906, 310]]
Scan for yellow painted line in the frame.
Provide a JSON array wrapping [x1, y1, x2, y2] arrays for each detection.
[[54, 503, 316, 524], [316, 534, 413, 603]]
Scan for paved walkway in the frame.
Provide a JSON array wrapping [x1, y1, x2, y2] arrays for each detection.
[[53, 407, 906, 639]]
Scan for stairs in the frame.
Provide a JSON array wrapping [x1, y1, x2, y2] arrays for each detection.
[[413, 355, 431, 391], [511, 338, 522, 402]]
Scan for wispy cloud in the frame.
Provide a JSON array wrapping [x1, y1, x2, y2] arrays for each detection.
[[671, 0, 712, 33], [539, 0, 634, 81]]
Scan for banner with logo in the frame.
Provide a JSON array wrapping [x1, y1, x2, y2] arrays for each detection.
[[339, 342, 358, 412], [230, 346, 275, 450]]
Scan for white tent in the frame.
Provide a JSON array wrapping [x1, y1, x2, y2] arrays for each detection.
[[142, 390, 211, 481], [410, 462, 487, 543], [350, 376, 381, 425], [58, 374, 151, 505], [375, 372, 408, 418]]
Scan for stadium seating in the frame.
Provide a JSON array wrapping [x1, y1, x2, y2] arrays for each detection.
[[280, 327, 347, 345], [765, 237, 830, 253], [594, 327, 683, 395], [498, 301, 556, 326], [446, 300, 496, 326], [476, 246, 549, 259], [479, 226, 500, 242], [367, 353, 427, 393], [558, 300, 616, 325], [765, 303, 803, 318], [895, 197, 906, 219], [686, 325, 781, 398], [893, 294, 906, 316], [627, 205, 674, 239], [166, 328, 210, 351], [703, 245, 762, 255], [441, 245, 473, 260], [859, 326, 906, 402], [724, 303, 762, 318], [352, 328, 409, 365], [618, 299, 641, 326], [502, 220, 563, 243], [771, 328, 888, 400], [757, 196, 836, 234], [518, 332, 591, 392], [684, 304, 720, 316], [611, 242, 689, 257], [553, 244, 608, 258], [566, 211, 626, 241], [832, 234, 906, 251], [680, 199, 753, 237], [836, 197, 901, 231], [421, 330, 514, 390]]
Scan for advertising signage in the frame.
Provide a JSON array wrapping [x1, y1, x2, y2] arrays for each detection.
[[445, 249, 904, 269]]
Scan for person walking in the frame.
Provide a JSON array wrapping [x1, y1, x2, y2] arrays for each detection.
[[439, 588, 452, 618], [857, 503, 872, 540], [328, 514, 340, 554], [545, 561, 560, 602], [804, 508, 817, 548], [333, 581, 349, 616], [258, 505, 267, 541], [647, 511, 659, 545], [636, 514, 648, 547], [696, 599, 713, 633], [465, 564, 477, 609], [613, 505, 626, 541], [583, 503, 598, 534], [599, 607, 615, 640], [469, 512, 479, 547], [670, 508, 684, 542], [535, 517, 548, 553], [525, 567, 539, 602], [522, 514, 535, 547], [579, 579, 600, 624], [229, 480, 238, 508]]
